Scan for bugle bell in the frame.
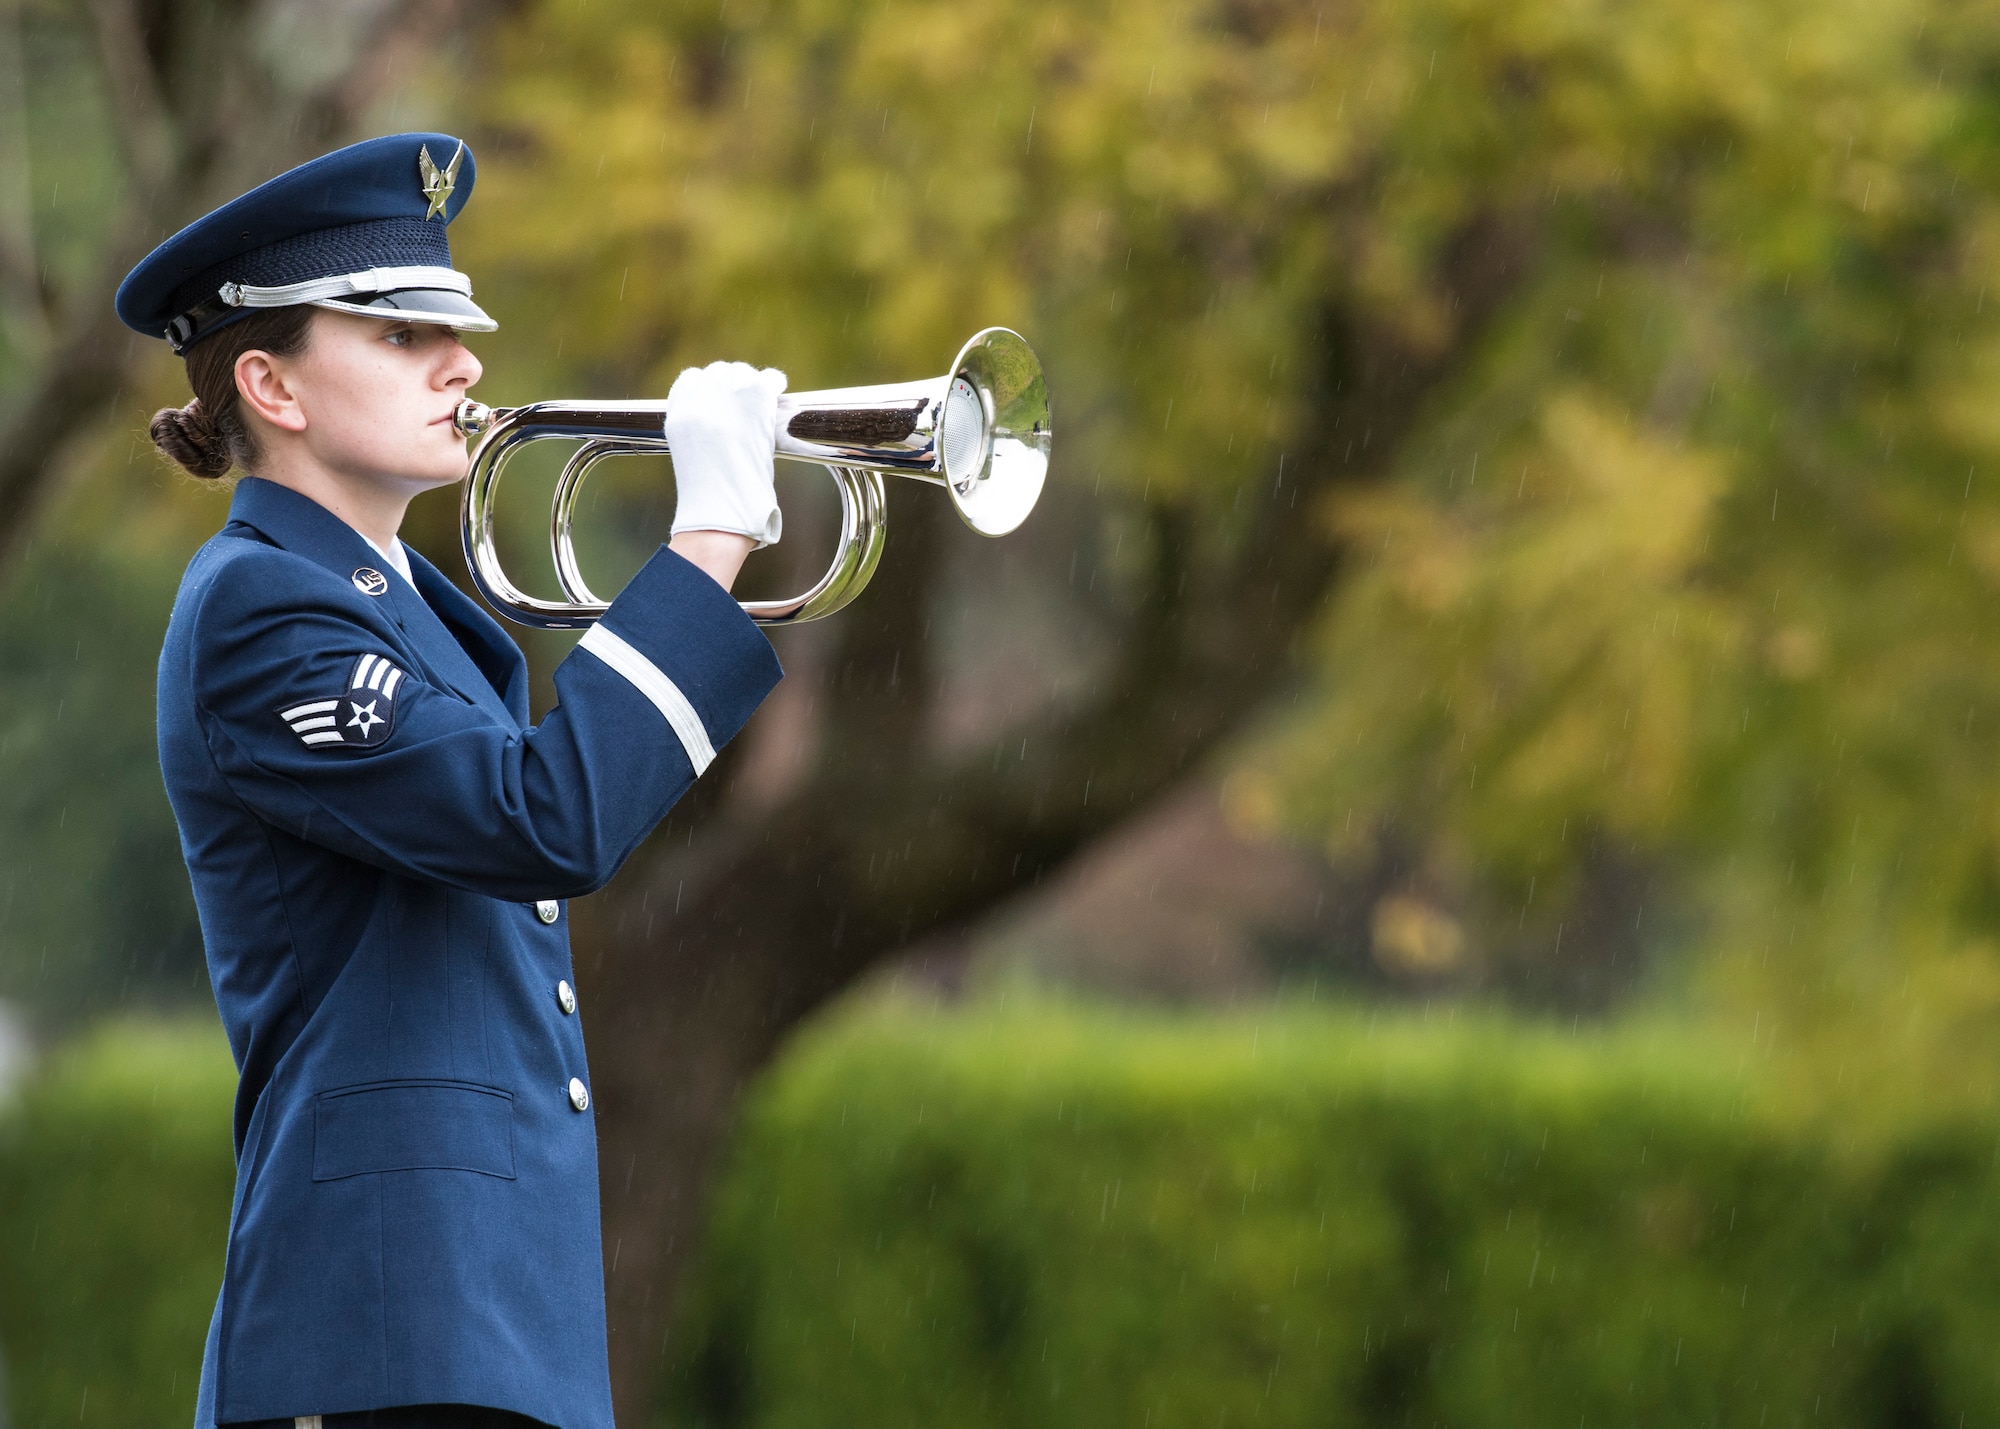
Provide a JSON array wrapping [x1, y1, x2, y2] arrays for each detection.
[[452, 327, 1052, 628]]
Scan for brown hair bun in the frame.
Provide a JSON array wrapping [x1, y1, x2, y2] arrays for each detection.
[[148, 400, 234, 480]]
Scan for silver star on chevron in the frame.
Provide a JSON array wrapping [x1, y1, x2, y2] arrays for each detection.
[[346, 699, 385, 736], [417, 142, 465, 221]]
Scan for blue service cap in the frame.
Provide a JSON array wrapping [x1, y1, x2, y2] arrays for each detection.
[[115, 132, 496, 354]]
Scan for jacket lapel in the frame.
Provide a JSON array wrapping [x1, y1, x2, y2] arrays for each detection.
[[224, 479, 523, 729], [376, 564, 520, 728], [407, 547, 532, 728]]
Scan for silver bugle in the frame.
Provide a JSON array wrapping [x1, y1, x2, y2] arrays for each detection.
[[454, 327, 1051, 628]]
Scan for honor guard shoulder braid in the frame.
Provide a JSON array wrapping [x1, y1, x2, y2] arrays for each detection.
[[115, 132, 496, 354]]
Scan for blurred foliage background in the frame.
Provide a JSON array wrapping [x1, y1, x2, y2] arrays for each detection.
[[22, 1002, 2000, 1429], [6, 0, 2000, 1421]]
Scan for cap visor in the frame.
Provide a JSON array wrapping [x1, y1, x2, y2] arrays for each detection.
[[313, 287, 497, 332]]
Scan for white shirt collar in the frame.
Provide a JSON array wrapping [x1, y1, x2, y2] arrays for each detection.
[[360, 533, 415, 589]]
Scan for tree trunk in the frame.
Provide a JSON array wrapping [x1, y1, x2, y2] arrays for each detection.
[[585, 214, 1537, 1416]]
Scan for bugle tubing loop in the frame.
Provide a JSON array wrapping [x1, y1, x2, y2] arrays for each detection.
[[455, 328, 1051, 629]]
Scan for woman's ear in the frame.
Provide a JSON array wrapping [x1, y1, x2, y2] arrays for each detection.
[[235, 348, 309, 434]]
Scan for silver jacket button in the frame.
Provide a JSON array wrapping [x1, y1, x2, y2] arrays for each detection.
[[536, 900, 559, 924], [567, 1077, 590, 1112], [557, 979, 577, 1015]]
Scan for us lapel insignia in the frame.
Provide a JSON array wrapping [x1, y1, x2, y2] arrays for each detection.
[[352, 567, 389, 596], [418, 141, 465, 221], [278, 654, 407, 749]]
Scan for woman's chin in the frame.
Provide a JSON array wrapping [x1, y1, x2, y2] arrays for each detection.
[[398, 455, 471, 492]]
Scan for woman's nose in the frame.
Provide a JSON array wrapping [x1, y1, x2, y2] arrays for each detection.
[[442, 337, 484, 389]]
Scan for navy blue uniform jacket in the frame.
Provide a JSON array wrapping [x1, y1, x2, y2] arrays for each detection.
[[157, 478, 781, 1427]]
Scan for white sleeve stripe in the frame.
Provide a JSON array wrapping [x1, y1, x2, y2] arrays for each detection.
[[280, 699, 341, 721], [353, 654, 377, 688], [381, 667, 404, 698], [576, 624, 717, 775], [367, 660, 392, 691]]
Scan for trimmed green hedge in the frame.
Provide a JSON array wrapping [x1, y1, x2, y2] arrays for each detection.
[[0, 1021, 235, 1429], [8, 1007, 2000, 1429], [667, 1002, 2000, 1429]]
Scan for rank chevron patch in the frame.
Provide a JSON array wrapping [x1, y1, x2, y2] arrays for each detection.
[[278, 654, 406, 749]]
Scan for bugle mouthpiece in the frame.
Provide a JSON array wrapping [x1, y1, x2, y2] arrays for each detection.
[[453, 399, 495, 439]]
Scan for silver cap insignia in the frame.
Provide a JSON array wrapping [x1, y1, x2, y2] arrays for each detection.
[[417, 142, 465, 222]]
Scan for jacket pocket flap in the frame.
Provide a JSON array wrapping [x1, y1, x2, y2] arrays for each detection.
[[313, 1079, 516, 1181]]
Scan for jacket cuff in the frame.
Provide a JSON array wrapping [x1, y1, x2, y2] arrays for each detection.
[[569, 546, 782, 773]]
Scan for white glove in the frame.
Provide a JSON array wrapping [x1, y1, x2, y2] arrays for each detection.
[[664, 361, 787, 548]]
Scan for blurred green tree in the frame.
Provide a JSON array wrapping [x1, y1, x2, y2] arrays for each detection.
[[5, 0, 1996, 1418], [1223, 0, 2000, 1093], [438, 0, 2000, 1411]]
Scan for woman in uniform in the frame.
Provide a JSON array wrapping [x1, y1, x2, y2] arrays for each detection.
[[116, 132, 782, 1429]]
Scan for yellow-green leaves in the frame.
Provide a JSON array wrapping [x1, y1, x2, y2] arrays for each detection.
[[456, 0, 2000, 1056], [1241, 390, 1732, 878]]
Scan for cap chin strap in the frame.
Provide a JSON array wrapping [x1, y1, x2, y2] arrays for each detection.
[[217, 265, 473, 308], [165, 266, 476, 353]]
